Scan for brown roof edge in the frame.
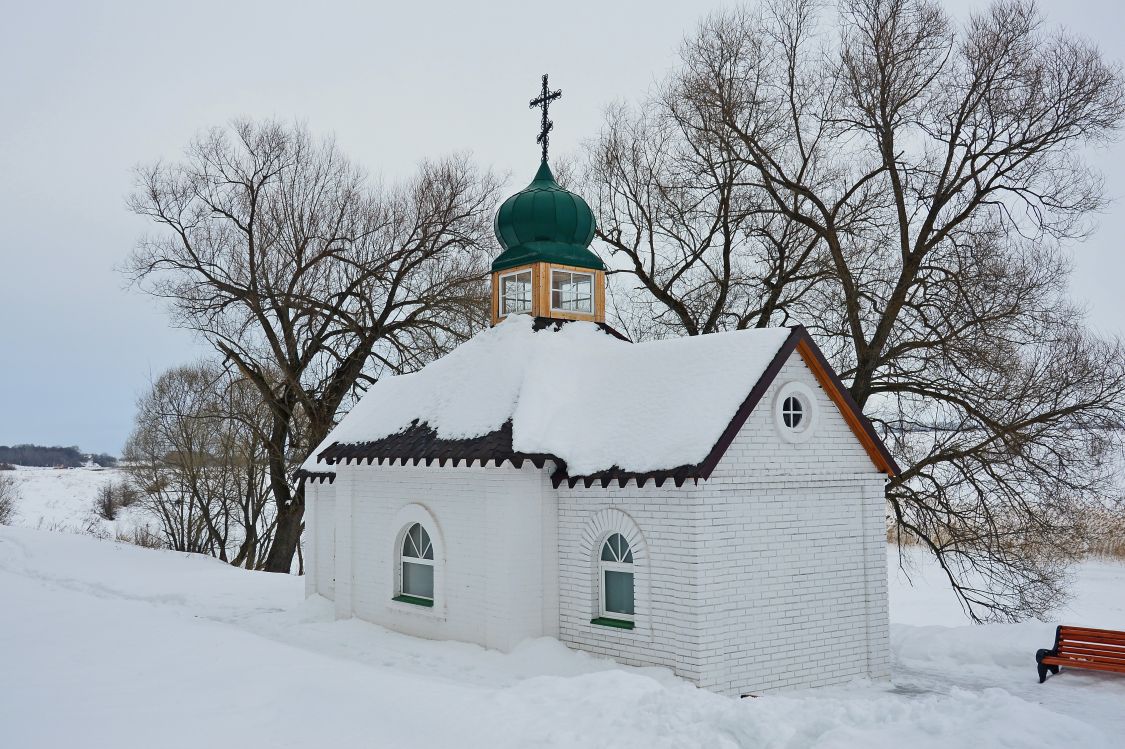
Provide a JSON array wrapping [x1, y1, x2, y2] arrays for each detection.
[[697, 325, 899, 478], [792, 329, 900, 476]]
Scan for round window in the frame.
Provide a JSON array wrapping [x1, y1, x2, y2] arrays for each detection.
[[774, 382, 818, 443], [782, 395, 804, 428]]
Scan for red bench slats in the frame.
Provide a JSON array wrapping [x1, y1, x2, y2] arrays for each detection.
[[1040, 659, 1125, 676], [1037, 625, 1125, 683], [1057, 639, 1125, 652], [1057, 644, 1125, 659], [1057, 625, 1125, 637], [1058, 633, 1125, 644], [1044, 653, 1125, 668], [1056, 628, 1125, 643]]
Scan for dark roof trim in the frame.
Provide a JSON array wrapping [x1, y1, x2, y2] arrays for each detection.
[[530, 316, 631, 342], [294, 469, 336, 485], [695, 327, 804, 480], [316, 421, 558, 474]]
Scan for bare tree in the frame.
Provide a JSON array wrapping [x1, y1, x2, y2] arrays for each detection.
[[93, 484, 119, 521], [210, 366, 286, 569], [0, 473, 19, 525], [590, 99, 829, 339], [123, 362, 279, 567], [124, 364, 230, 555], [589, 0, 1125, 620], [91, 480, 138, 522], [126, 120, 501, 571]]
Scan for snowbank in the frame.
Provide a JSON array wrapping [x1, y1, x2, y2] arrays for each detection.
[[2, 526, 1123, 748], [305, 315, 791, 475]]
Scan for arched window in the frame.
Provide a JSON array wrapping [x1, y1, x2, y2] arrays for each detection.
[[397, 522, 434, 605], [598, 533, 634, 623]]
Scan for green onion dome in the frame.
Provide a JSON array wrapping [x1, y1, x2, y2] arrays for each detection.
[[492, 161, 604, 272]]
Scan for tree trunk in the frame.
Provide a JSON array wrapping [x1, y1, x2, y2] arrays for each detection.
[[263, 490, 303, 572]]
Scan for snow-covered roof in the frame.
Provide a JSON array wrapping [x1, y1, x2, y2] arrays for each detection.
[[305, 315, 797, 477], [302, 315, 898, 484]]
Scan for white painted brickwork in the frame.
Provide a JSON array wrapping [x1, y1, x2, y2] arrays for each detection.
[[304, 481, 318, 599], [309, 482, 336, 600], [327, 461, 557, 652], [556, 354, 889, 695], [709, 356, 877, 481], [696, 355, 891, 693], [308, 348, 890, 696], [557, 481, 707, 681]]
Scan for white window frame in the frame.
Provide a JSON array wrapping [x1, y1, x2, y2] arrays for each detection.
[[598, 533, 635, 622], [550, 269, 594, 315], [499, 268, 533, 316], [774, 381, 819, 444], [397, 522, 435, 603]]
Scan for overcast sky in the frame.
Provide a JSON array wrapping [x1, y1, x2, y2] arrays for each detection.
[[1, 0, 1122, 455]]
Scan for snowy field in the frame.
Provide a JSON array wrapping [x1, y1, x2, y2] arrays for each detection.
[[1, 467, 1124, 748], [2, 465, 145, 539]]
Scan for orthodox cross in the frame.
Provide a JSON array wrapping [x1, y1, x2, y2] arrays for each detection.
[[529, 74, 562, 162]]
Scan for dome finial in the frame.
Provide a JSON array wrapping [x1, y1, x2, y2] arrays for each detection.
[[529, 73, 562, 163], [490, 77, 605, 325]]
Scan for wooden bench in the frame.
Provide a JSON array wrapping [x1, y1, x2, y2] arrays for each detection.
[[1036, 625, 1125, 683]]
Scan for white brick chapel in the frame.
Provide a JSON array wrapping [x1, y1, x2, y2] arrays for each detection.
[[298, 134, 897, 696]]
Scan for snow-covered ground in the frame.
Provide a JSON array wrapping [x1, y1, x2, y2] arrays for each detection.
[[2, 465, 144, 538], [1, 468, 1123, 747]]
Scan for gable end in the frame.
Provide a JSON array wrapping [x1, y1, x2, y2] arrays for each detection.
[[696, 326, 898, 479], [793, 334, 899, 477]]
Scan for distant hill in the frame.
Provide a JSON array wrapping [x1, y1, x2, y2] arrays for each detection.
[[0, 444, 116, 468]]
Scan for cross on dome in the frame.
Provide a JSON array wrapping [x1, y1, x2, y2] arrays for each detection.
[[529, 73, 562, 163], [488, 75, 604, 326]]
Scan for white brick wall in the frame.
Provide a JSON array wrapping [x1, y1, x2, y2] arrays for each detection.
[[557, 482, 707, 681], [304, 481, 318, 599], [693, 355, 890, 693], [305, 481, 336, 600], [708, 356, 876, 480], [556, 354, 890, 695], [327, 461, 558, 652], [308, 348, 891, 696], [691, 475, 889, 694]]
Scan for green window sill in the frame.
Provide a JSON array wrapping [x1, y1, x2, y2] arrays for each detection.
[[392, 594, 434, 608], [591, 617, 634, 630]]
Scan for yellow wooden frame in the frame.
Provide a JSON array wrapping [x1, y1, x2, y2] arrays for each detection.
[[492, 262, 605, 325]]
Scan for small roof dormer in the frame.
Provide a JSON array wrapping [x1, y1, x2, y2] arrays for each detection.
[[491, 75, 606, 325]]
